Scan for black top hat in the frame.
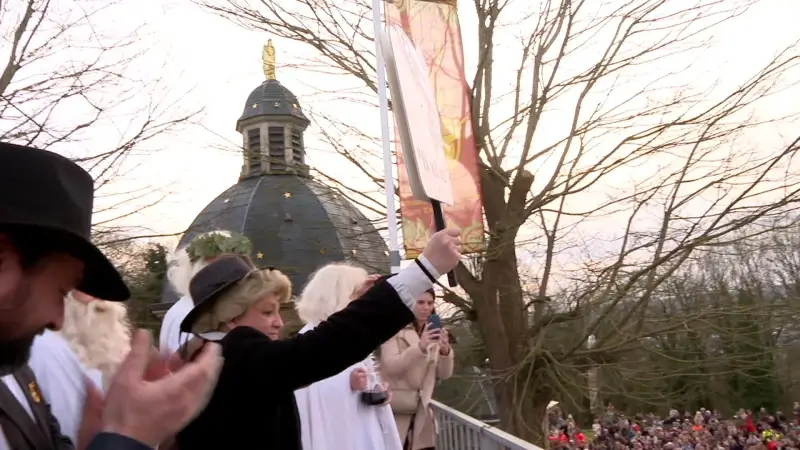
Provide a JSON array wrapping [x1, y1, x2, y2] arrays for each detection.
[[0, 142, 129, 301], [180, 255, 256, 333]]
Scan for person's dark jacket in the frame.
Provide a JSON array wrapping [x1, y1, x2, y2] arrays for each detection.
[[0, 367, 149, 450], [176, 278, 416, 450], [86, 433, 151, 450], [0, 366, 75, 450]]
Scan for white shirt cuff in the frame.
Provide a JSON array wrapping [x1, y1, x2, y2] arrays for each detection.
[[386, 255, 440, 310]]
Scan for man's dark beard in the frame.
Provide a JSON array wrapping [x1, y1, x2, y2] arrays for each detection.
[[0, 335, 34, 376], [0, 278, 36, 376]]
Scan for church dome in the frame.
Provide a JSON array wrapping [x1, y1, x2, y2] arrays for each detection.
[[238, 79, 308, 125], [159, 175, 389, 306]]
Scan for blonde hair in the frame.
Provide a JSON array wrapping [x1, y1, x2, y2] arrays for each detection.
[[60, 292, 131, 384], [190, 268, 292, 334], [296, 263, 369, 325], [167, 230, 236, 298]]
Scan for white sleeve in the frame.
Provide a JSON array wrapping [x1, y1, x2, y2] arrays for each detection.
[[159, 296, 194, 354], [386, 255, 440, 310], [85, 368, 104, 392], [28, 331, 95, 444]]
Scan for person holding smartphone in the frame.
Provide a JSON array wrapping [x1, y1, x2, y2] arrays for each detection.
[[378, 288, 454, 450]]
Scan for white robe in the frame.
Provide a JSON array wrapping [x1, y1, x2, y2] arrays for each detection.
[[294, 323, 403, 450], [159, 295, 194, 354], [26, 330, 104, 445]]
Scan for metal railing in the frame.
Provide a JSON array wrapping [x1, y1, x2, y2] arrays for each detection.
[[430, 400, 544, 450]]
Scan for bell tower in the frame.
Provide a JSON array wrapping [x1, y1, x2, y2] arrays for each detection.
[[235, 39, 310, 179]]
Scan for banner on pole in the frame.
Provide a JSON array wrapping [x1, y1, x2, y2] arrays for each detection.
[[380, 25, 454, 206], [385, 0, 485, 259]]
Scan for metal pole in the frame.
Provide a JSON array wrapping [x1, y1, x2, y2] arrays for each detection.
[[588, 335, 598, 414], [372, 0, 401, 274]]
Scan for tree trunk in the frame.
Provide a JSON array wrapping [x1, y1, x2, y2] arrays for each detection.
[[461, 165, 547, 443]]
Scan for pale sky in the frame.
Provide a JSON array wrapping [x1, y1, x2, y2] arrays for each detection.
[[6, 0, 800, 271]]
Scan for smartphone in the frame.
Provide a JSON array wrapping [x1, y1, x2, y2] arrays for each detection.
[[427, 314, 442, 339]]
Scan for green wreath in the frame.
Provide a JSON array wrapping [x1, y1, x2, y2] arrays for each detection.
[[186, 231, 253, 263]]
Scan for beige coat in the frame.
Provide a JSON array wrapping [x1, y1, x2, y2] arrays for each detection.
[[379, 325, 455, 449]]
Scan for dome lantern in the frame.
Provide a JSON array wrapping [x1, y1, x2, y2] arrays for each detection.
[[237, 40, 311, 179]]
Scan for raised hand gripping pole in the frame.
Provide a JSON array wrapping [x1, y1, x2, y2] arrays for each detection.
[[430, 200, 458, 287]]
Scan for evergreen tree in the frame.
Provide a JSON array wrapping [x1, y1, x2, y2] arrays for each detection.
[[126, 243, 168, 334]]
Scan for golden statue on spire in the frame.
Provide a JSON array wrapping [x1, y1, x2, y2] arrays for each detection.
[[263, 39, 276, 80]]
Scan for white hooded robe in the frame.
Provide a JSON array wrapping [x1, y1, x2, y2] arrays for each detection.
[[159, 295, 194, 354], [294, 323, 403, 450], [27, 330, 104, 445]]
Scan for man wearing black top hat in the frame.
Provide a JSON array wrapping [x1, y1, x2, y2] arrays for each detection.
[[0, 142, 223, 450]]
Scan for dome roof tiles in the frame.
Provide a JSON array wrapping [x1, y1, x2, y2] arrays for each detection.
[[238, 79, 308, 125], [161, 175, 389, 304]]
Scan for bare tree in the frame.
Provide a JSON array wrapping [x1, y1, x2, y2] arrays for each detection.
[[198, 0, 800, 442], [0, 0, 200, 241], [562, 226, 800, 415]]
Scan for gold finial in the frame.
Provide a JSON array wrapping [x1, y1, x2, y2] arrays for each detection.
[[263, 39, 276, 80]]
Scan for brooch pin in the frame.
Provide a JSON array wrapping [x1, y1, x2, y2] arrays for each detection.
[[28, 381, 41, 403]]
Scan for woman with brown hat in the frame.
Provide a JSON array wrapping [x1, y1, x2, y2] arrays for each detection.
[[173, 228, 461, 450]]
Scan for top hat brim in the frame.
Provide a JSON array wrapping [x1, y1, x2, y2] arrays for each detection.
[[76, 233, 130, 302], [178, 277, 240, 334], [1, 223, 130, 301]]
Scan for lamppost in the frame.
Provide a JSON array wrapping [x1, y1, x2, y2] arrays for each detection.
[[587, 335, 599, 416]]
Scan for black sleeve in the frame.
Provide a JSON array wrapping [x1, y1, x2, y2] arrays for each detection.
[[85, 433, 153, 450], [227, 279, 414, 390]]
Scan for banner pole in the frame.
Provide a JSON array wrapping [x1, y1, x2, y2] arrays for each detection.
[[372, 0, 402, 274]]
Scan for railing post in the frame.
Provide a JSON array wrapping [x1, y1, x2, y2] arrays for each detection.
[[480, 433, 496, 449], [429, 400, 545, 450]]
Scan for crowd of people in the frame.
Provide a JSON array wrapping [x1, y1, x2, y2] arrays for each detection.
[[548, 406, 800, 450], [0, 142, 461, 450]]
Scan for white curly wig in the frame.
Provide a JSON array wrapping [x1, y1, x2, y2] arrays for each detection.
[[166, 230, 235, 298], [296, 262, 369, 326], [59, 292, 131, 384]]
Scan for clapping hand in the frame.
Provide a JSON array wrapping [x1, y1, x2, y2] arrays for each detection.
[[77, 344, 190, 450], [97, 330, 223, 448], [76, 379, 104, 450]]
